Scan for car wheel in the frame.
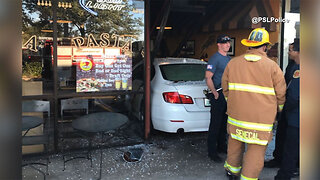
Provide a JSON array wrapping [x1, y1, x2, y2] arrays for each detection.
[[140, 99, 156, 135]]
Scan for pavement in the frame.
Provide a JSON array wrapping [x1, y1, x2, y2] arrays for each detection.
[[22, 131, 300, 180]]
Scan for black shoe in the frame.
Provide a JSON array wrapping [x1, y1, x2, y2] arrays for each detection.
[[225, 170, 239, 180], [264, 159, 280, 168], [209, 155, 223, 163]]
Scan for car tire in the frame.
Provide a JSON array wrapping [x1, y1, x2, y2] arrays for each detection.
[[140, 99, 156, 136]]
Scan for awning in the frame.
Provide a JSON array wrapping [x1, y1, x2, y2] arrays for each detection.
[[203, 0, 277, 32]]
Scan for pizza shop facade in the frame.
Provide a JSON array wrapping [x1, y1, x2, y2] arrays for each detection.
[[22, 0, 145, 154]]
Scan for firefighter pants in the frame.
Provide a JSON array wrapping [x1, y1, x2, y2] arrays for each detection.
[[224, 136, 267, 179]]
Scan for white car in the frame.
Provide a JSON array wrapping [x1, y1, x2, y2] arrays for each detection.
[[130, 57, 210, 133]]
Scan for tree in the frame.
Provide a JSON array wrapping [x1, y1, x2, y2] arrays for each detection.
[[22, 0, 144, 39]]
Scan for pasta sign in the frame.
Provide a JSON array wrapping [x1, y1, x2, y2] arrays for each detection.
[[79, 0, 125, 16], [72, 33, 133, 53]]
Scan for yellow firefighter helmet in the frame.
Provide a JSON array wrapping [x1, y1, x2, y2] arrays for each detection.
[[241, 28, 271, 47]]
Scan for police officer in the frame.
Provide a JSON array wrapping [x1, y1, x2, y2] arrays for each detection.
[[221, 28, 286, 180], [265, 43, 299, 174], [275, 38, 300, 180], [205, 34, 231, 162]]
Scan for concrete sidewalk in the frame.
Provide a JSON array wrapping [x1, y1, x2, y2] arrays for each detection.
[[22, 132, 299, 180]]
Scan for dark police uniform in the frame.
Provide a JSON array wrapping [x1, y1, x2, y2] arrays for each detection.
[[275, 64, 300, 180], [271, 59, 297, 165]]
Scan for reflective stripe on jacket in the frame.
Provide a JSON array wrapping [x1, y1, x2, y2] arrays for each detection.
[[222, 49, 286, 145]]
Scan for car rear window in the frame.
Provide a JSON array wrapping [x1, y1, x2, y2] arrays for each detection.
[[159, 64, 206, 81]]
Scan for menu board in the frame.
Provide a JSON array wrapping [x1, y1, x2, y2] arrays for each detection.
[[75, 47, 132, 92]]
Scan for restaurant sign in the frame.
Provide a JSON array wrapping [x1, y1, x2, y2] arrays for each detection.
[[23, 33, 134, 92], [71, 33, 133, 92], [79, 0, 125, 16], [74, 47, 132, 92]]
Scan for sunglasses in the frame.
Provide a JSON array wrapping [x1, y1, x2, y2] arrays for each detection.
[[221, 37, 231, 41]]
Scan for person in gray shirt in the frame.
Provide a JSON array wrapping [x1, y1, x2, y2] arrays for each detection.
[[205, 34, 231, 162]]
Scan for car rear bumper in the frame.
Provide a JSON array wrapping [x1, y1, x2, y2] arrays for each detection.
[[151, 110, 210, 133]]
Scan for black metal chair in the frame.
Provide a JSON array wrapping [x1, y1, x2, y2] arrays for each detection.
[[22, 100, 51, 180], [59, 98, 92, 171], [64, 112, 128, 179], [60, 98, 89, 118]]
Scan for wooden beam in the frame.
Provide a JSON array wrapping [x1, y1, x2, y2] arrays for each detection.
[[153, 0, 172, 57]]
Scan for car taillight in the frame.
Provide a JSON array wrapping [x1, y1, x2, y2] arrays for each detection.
[[180, 94, 194, 104], [162, 92, 194, 104]]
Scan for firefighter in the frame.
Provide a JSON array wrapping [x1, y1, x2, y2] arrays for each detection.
[[221, 28, 286, 180]]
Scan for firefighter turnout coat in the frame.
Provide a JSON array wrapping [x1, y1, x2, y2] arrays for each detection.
[[222, 48, 286, 145]]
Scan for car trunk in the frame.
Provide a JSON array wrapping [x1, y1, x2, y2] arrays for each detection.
[[168, 81, 210, 112]]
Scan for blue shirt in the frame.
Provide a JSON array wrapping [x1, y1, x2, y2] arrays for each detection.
[[206, 52, 231, 89]]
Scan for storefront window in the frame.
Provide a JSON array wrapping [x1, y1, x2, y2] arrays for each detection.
[[55, 0, 144, 93], [282, 0, 300, 72], [22, 0, 145, 152], [22, 0, 54, 96], [22, 0, 144, 95]]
